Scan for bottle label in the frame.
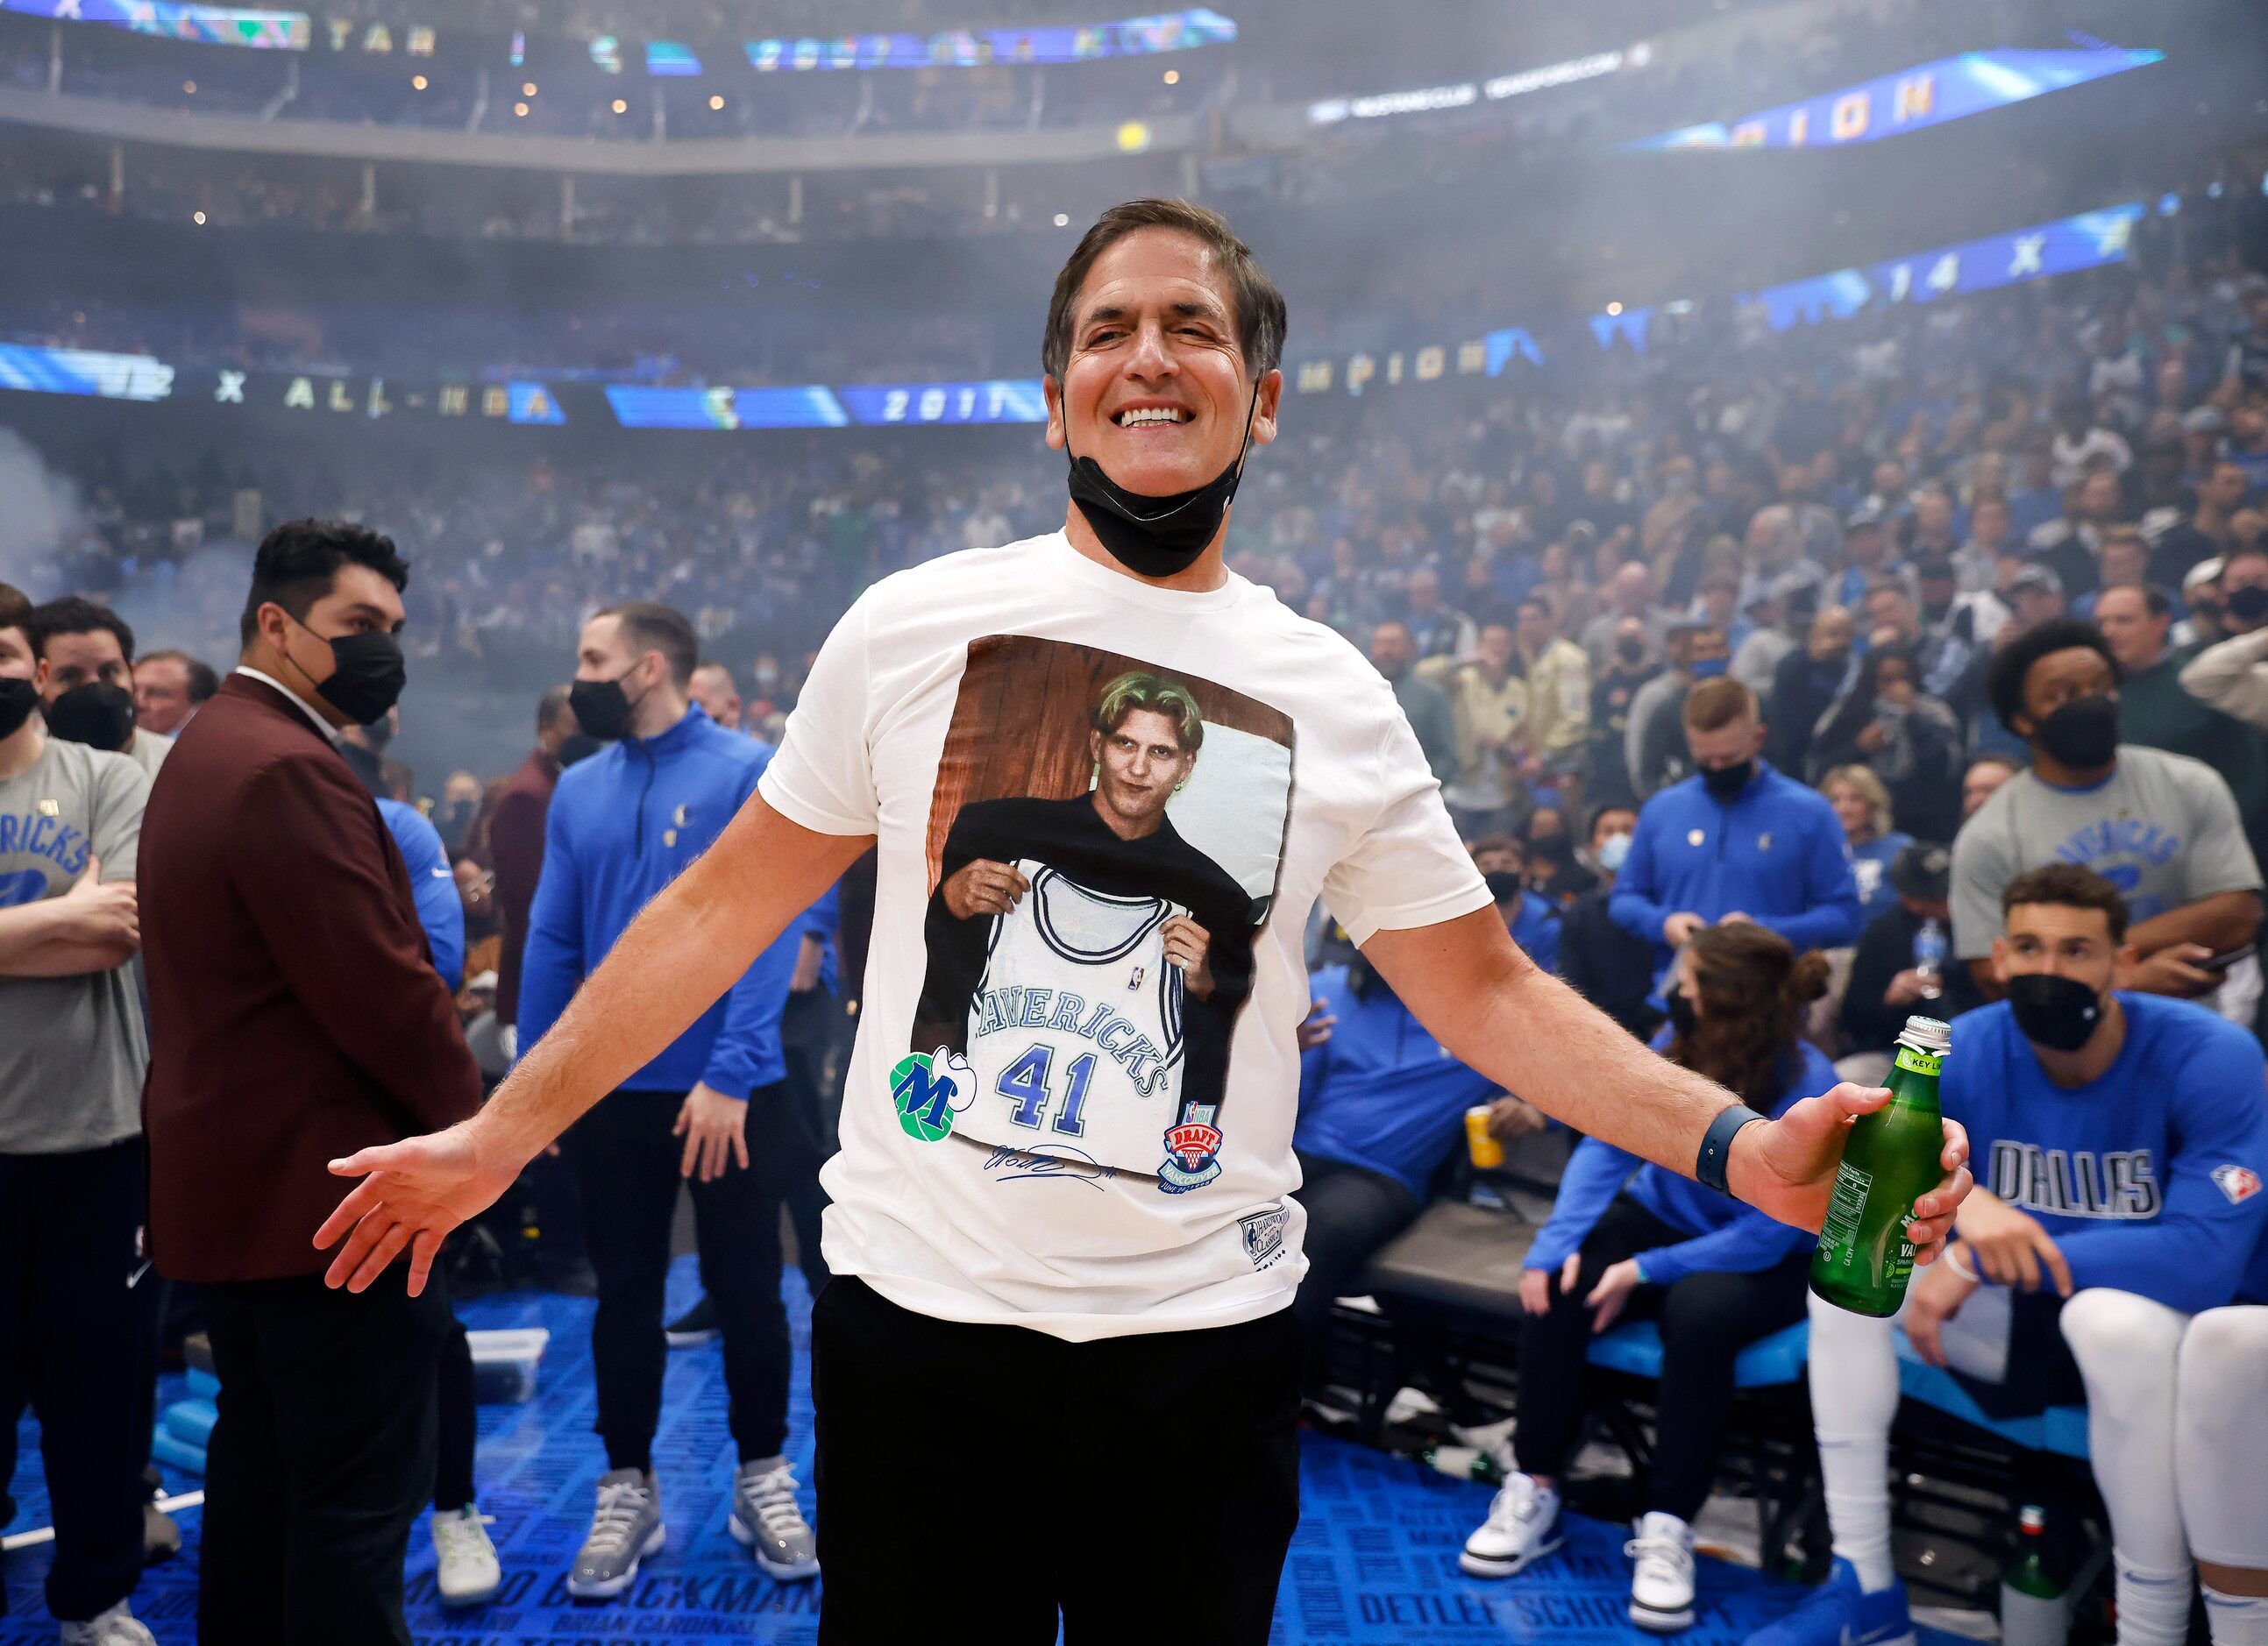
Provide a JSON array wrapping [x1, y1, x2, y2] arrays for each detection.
[[1894, 1043, 1942, 1078], [1818, 1160, 1872, 1257]]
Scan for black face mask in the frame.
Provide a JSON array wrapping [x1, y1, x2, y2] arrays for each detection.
[[45, 682, 137, 751], [1063, 384, 1259, 579], [568, 670, 646, 743], [1667, 987, 1698, 1040], [0, 676, 39, 741], [1483, 869, 1525, 912], [2034, 693, 2119, 769], [2007, 971, 2107, 1053], [1702, 759, 1754, 800], [2227, 585, 2268, 624], [287, 616, 407, 727], [556, 732, 604, 768]]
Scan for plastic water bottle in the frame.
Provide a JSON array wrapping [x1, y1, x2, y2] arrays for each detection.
[[1913, 918, 1945, 1000], [2000, 1506, 2068, 1646]]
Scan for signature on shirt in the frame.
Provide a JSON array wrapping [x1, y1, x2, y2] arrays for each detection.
[[981, 1142, 1117, 1189]]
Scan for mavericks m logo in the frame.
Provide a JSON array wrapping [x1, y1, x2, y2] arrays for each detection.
[[1989, 1141, 2159, 1220]]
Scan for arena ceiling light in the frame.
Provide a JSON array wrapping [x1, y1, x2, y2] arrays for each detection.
[[1307, 45, 1641, 126]]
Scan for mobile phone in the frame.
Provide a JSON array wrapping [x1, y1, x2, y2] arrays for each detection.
[[2200, 946, 2254, 974]]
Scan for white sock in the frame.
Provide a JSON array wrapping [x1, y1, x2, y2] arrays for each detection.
[[2115, 1556, 2196, 1646], [2205, 1587, 2268, 1646], [1808, 1292, 1901, 1592]]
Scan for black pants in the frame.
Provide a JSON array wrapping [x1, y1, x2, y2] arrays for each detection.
[[200, 1272, 450, 1646], [435, 1313, 475, 1512], [1516, 1194, 1809, 1522], [565, 1084, 793, 1470], [0, 1141, 151, 1623], [1290, 1148, 1418, 1344], [811, 1276, 1303, 1645], [779, 988, 838, 1298]]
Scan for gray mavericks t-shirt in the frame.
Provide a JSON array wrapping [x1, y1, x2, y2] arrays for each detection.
[[0, 736, 152, 1153], [1951, 742, 2264, 959]]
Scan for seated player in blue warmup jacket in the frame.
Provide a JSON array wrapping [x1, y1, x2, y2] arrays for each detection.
[[1288, 945, 1510, 1348], [1753, 863, 2268, 1646], [1610, 678, 1862, 985], [518, 602, 820, 1598], [1464, 924, 1839, 1635]]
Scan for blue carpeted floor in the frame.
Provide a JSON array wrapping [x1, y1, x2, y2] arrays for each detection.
[[5, 1257, 1969, 1643]]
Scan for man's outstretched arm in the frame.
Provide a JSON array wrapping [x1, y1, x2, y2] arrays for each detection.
[[316, 792, 872, 1295], [1362, 907, 1972, 1252]]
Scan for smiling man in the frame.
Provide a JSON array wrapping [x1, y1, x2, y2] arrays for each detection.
[[315, 201, 1971, 1645]]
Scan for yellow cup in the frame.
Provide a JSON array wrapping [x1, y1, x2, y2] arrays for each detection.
[[1466, 1105, 1504, 1169]]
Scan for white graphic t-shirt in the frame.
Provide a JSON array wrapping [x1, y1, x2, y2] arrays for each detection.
[[759, 531, 1489, 1339]]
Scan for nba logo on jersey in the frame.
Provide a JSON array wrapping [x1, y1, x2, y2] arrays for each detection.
[[2213, 1163, 2263, 1204]]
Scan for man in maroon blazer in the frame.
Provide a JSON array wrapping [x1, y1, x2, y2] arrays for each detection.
[[140, 519, 480, 1646], [492, 681, 576, 1042]]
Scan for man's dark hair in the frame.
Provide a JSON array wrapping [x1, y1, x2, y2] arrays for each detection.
[[2002, 862, 2129, 944], [239, 519, 409, 649], [29, 595, 133, 662], [139, 648, 218, 703], [1042, 198, 1288, 384], [597, 601, 698, 690], [0, 580, 29, 643], [537, 682, 573, 734], [1468, 832, 1522, 863], [1987, 617, 2121, 733]]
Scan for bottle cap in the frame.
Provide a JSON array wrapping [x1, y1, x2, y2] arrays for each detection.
[[1899, 1014, 1952, 1054], [2019, 1506, 2046, 1532]]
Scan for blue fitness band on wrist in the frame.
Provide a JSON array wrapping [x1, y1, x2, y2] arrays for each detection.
[[1696, 1105, 1767, 1196]]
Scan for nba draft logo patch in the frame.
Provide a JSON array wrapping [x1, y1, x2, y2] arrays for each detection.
[[1240, 1204, 1289, 1268], [2212, 1164, 2263, 1205], [1158, 1108, 1224, 1194], [891, 1048, 976, 1144]]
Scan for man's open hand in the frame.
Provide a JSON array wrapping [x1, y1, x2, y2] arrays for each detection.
[[1724, 1082, 1973, 1262], [675, 1082, 750, 1181], [316, 1121, 519, 1296], [942, 859, 1029, 921]]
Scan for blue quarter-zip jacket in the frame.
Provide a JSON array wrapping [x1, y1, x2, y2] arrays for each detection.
[[1610, 761, 1863, 975], [518, 705, 795, 1098], [1525, 1039, 1836, 1287], [379, 797, 464, 991], [1292, 964, 1500, 1199]]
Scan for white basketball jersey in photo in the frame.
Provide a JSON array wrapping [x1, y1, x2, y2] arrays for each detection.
[[952, 861, 1187, 1172]]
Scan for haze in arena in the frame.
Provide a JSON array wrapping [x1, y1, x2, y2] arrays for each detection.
[[3, 1, 2266, 1643]]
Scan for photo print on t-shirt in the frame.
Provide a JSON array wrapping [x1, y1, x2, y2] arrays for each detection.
[[905, 635, 1295, 1194]]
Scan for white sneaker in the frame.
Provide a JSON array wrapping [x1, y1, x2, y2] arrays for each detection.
[[1459, 1473, 1564, 1579], [1625, 1510, 1697, 1632], [568, 1467, 666, 1600], [431, 1503, 502, 1607], [729, 1457, 820, 1582], [57, 1600, 157, 1645]]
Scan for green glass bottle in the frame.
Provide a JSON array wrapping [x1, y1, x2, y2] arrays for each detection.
[[1809, 1014, 1948, 1316], [2000, 1506, 2068, 1646]]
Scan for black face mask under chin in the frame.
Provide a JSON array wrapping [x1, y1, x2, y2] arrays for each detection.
[[1063, 384, 1259, 578]]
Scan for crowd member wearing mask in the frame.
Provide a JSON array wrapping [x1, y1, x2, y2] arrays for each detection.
[[1557, 803, 1659, 1039], [1806, 647, 1962, 848], [316, 201, 1973, 1646], [519, 600, 817, 1598], [1765, 606, 1853, 779], [0, 581, 158, 1646], [26, 598, 170, 778], [1953, 620, 2263, 1026], [1585, 618, 1658, 809], [139, 520, 482, 1646], [1626, 622, 1730, 802], [1466, 925, 1838, 1633], [1753, 867, 2268, 1646], [1481, 836, 1559, 971], [1611, 678, 1863, 986]]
